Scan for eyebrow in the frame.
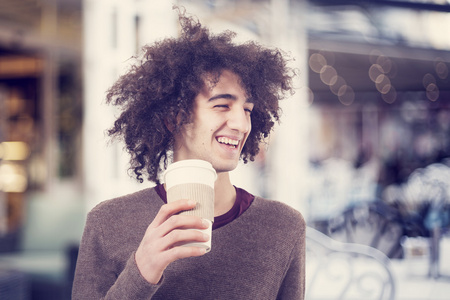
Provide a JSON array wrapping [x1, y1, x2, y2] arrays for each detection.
[[208, 94, 237, 102], [208, 93, 253, 103]]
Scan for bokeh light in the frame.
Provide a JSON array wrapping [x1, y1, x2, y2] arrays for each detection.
[[309, 53, 327, 73], [426, 83, 439, 102], [0, 142, 30, 161], [338, 85, 355, 106], [320, 65, 338, 86], [329, 75, 347, 96], [381, 86, 397, 104], [434, 58, 448, 79], [369, 64, 384, 82]]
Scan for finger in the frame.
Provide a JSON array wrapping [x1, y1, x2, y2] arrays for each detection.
[[161, 244, 207, 265], [159, 228, 210, 251], [156, 214, 209, 237], [151, 199, 197, 228]]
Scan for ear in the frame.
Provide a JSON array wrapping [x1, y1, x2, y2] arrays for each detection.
[[164, 117, 175, 132], [164, 112, 184, 132]]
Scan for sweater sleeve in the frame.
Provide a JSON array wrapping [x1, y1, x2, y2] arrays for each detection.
[[276, 216, 306, 300], [72, 208, 160, 300]]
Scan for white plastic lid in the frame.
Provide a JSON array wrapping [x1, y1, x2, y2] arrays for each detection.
[[164, 159, 217, 189]]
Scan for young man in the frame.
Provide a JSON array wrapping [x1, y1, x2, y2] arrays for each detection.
[[73, 10, 305, 300]]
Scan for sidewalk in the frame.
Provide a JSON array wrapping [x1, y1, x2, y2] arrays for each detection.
[[393, 269, 450, 300], [392, 237, 450, 300]]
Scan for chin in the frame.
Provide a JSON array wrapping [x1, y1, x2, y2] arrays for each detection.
[[213, 161, 239, 173]]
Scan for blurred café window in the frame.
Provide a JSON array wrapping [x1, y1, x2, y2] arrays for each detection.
[[0, 76, 37, 239], [0, 0, 82, 252]]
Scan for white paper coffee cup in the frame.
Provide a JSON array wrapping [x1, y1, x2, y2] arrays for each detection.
[[164, 159, 216, 252]]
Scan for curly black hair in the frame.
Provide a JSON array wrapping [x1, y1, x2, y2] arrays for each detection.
[[106, 8, 295, 184]]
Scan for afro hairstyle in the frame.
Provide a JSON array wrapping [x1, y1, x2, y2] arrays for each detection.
[[106, 7, 295, 184]]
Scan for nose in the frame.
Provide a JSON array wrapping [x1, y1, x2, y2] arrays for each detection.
[[227, 107, 251, 133]]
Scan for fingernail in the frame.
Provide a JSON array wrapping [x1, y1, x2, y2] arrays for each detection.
[[203, 233, 210, 241], [202, 219, 209, 228], [187, 200, 196, 206]]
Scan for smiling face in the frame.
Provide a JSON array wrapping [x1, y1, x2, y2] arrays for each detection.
[[173, 70, 254, 173]]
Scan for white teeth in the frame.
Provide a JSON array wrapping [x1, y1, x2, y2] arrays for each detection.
[[217, 137, 239, 146]]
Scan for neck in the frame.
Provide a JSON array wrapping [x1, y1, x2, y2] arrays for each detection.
[[213, 172, 236, 217]]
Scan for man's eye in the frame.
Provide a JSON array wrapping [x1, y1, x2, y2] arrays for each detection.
[[245, 108, 253, 114], [214, 105, 229, 109]]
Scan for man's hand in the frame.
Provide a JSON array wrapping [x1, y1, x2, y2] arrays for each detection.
[[135, 199, 210, 284]]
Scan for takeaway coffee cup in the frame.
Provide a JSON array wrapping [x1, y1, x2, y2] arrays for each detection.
[[164, 159, 217, 252]]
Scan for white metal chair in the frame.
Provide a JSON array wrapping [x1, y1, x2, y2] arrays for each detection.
[[306, 226, 396, 300]]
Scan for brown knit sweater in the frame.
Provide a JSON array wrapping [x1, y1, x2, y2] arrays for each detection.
[[72, 187, 305, 299]]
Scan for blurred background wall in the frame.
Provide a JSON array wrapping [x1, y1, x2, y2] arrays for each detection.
[[0, 0, 449, 299]]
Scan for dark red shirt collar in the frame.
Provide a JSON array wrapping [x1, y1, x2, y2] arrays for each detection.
[[155, 184, 254, 230]]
